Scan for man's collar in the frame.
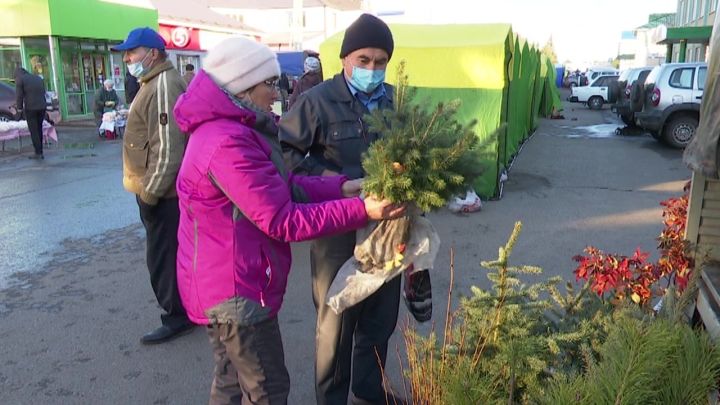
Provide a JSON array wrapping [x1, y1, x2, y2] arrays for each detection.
[[139, 60, 174, 83]]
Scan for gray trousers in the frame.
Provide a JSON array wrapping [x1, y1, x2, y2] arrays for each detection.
[[311, 231, 401, 405], [206, 318, 290, 405]]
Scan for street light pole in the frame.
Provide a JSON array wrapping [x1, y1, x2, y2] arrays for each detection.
[[292, 0, 303, 51]]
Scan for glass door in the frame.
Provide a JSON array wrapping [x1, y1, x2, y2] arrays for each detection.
[[62, 51, 84, 116], [82, 53, 107, 115]]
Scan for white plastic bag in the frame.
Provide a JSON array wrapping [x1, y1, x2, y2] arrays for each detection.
[[447, 189, 482, 213], [326, 214, 440, 314]]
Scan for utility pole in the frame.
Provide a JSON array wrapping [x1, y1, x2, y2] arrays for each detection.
[[291, 0, 303, 50]]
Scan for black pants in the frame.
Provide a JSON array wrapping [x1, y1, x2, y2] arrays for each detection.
[[136, 196, 188, 328], [25, 109, 44, 155], [311, 231, 401, 405], [206, 318, 290, 405]]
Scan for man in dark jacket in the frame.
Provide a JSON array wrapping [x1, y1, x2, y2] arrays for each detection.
[[124, 70, 140, 105], [15, 67, 46, 159], [279, 14, 404, 405]]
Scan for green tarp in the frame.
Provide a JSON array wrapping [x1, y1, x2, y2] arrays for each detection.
[[320, 23, 561, 198]]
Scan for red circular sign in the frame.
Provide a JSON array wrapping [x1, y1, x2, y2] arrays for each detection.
[[171, 27, 191, 48]]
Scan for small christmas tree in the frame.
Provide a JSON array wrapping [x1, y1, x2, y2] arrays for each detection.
[[361, 61, 486, 212]]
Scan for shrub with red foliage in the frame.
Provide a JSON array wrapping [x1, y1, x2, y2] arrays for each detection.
[[573, 193, 694, 306]]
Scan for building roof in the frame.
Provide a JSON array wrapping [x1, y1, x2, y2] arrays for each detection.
[[208, 0, 362, 10], [658, 25, 713, 44], [150, 0, 262, 33], [637, 13, 676, 29]]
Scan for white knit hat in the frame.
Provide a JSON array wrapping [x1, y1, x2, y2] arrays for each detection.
[[304, 56, 320, 73], [203, 37, 280, 94]]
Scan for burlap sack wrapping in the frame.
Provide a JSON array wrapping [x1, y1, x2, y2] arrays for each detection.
[[326, 211, 440, 314]]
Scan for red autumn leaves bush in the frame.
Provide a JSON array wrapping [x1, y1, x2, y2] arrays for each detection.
[[573, 193, 694, 306]]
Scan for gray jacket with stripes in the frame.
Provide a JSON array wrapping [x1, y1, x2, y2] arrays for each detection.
[[123, 60, 187, 205], [279, 73, 393, 180]]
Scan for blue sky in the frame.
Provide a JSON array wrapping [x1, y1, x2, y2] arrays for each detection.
[[373, 0, 679, 65]]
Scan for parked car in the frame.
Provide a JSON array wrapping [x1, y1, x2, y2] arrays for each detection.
[[612, 67, 652, 126], [586, 67, 620, 83], [564, 71, 585, 87], [567, 74, 619, 109], [0, 81, 59, 122], [635, 62, 707, 148]]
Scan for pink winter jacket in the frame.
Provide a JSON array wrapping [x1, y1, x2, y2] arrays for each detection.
[[173, 70, 368, 325]]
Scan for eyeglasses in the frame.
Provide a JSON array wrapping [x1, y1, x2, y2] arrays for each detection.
[[263, 78, 279, 87]]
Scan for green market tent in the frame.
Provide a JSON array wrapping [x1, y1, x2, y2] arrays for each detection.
[[0, 0, 158, 39], [320, 23, 562, 198]]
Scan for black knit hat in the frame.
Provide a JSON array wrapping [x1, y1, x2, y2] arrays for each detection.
[[340, 14, 394, 59]]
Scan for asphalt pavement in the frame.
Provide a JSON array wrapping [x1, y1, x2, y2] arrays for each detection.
[[0, 95, 690, 404]]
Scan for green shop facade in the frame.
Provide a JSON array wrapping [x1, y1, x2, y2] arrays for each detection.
[[0, 0, 157, 120]]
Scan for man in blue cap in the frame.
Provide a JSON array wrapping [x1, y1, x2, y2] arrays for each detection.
[[112, 27, 192, 344]]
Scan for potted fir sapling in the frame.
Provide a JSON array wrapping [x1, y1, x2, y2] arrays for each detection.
[[326, 61, 488, 314]]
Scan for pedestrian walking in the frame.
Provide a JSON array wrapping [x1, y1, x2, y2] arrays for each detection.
[[14, 67, 46, 160], [279, 14, 408, 405], [172, 36, 404, 404], [112, 27, 193, 344]]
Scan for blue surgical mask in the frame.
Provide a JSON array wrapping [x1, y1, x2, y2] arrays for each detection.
[[127, 51, 151, 78], [348, 65, 385, 93]]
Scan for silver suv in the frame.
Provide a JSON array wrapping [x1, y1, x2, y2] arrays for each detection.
[[635, 62, 707, 148]]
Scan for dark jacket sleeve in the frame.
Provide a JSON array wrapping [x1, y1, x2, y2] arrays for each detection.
[[15, 75, 24, 110], [278, 95, 326, 176]]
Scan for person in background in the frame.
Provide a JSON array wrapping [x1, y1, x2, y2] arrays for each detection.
[[278, 72, 290, 113], [279, 14, 408, 405], [287, 56, 322, 110], [94, 79, 119, 135], [182, 63, 195, 85], [14, 67, 46, 160], [173, 36, 404, 404], [112, 27, 193, 345], [124, 70, 140, 105]]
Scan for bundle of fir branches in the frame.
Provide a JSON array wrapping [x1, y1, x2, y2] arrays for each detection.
[[325, 62, 488, 314], [361, 61, 485, 212]]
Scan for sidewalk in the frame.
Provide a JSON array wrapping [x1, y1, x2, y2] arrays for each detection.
[[0, 120, 114, 161]]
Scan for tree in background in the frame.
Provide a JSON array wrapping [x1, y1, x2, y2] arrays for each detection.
[[541, 36, 558, 64]]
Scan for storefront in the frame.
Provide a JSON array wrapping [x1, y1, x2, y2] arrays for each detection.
[[0, 0, 157, 120], [155, 2, 262, 77]]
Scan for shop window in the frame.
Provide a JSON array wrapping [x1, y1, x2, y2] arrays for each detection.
[[0, 44, 21, 85]]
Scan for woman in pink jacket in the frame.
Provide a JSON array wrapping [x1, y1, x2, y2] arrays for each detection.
[[173, 37, 402, 404]]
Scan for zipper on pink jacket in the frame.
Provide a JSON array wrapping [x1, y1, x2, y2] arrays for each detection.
[[260, 292, 266, 307]]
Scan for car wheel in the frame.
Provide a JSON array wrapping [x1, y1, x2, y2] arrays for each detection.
[[588, 96, 603, 110], [0, 113, 13, 122], [620, 113, 634, 126], [663, 115, 698, 148]]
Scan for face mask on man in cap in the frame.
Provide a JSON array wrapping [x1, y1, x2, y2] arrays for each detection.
[[127, 48, 153, 78], [348, 64, 386, 93]]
